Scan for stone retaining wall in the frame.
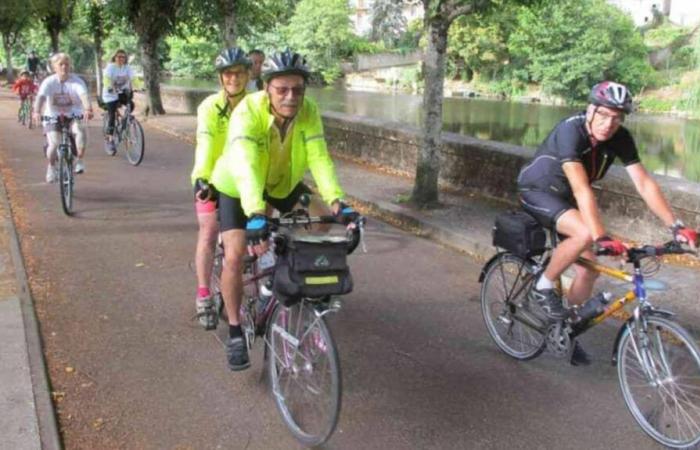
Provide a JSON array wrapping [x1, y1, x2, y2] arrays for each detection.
[[142, 86, 700, 238]]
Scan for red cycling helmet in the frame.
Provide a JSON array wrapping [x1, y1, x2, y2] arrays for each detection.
[[588, 81, 633, 114]]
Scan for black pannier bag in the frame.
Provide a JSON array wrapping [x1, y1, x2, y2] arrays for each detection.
[[492, 210, 547, 258], [273, 236, 353, 306]]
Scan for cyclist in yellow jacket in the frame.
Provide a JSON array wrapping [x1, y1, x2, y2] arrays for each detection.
[[211, 50, 358, 370], [191, 48, 250, 330]]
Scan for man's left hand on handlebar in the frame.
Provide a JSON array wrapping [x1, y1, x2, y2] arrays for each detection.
[[332, 199, 360, 226], [671, 221, 698, 249]]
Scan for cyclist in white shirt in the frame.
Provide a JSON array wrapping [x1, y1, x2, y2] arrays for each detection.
[[33, 53, 93, 183], [246, 49, 264, 92], [102, 49, 135, 155]]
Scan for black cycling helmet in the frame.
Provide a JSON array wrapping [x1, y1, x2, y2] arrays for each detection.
[[261, 49, 310, 82], [588, 81, 633, 114], [214, 47, 251, 72]]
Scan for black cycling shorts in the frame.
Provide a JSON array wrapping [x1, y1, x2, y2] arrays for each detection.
[[218, 183, 312, 232], [519, 191, 576, 230]]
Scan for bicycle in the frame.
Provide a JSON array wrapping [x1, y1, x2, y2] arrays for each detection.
[[43, 115, 80, 216], [208, 205, 364, 447], [18, 96, 34, 129], [479, 215, 700, 448], [102, 92, 144, 166]]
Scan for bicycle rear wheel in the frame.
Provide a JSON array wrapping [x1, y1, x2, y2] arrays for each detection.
[[124, 117, 145, 166], [267, 301, 341, 447], [617, 315, 700, 448], [480, 253, 546, 360], [58, 150, 73, 216]]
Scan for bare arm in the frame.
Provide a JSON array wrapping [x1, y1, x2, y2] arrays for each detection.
[[563, 161, 606, 239], [626, 163, 675, 227]]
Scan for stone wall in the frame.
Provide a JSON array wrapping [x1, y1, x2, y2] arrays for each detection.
[[143, 86, 700, 238]]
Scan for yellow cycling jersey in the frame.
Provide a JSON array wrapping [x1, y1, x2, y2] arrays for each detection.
[[190, 90, 243, 185], [210, 90, 344, 216]]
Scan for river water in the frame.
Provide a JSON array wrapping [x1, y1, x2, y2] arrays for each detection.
[[165, 79, 700, 182]]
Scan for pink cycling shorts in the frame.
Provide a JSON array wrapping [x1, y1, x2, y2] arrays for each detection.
[[194, 198, 216, 215]]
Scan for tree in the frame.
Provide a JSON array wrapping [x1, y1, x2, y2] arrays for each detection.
[[508, 0, 653, 101], [411, 0, 492, 207], [0, 0, 31, 83], [370, 0, 407, 46], [31, 0, 76, 52], [285, 0, 354, 82], [85, 0, 109, 100], [113, 0, 183, 115]]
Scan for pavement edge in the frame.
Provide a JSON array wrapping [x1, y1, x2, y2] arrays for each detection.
[[0, 174, 62, 450]]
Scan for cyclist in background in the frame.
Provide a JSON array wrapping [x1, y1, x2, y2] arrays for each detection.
[[33, 53, 94, 183], [517, 81, 697, 363], [102, 49, 135, 155], [12, 70, 37, 121], [246, 49, 264, 92], [26, 50, 41, 80], [210, 49, 358, 371], [190, 47, 251, 330]]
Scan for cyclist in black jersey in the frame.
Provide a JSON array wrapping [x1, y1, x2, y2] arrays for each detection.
[[516, 82, 696, 362]]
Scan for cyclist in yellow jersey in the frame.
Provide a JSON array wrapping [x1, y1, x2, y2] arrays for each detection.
[[210, 50, 358, 370], [191, 48, 250, 330]]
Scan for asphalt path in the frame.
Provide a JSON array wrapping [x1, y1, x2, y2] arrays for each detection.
[[0, 90, 658, 449]]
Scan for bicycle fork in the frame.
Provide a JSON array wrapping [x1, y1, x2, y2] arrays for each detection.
[[625, 311, 673, 387]]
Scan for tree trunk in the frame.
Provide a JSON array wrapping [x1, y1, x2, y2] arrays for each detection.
[[2, 34, 15, 83], [49, 26, 60, 53], [94, 34, 104, 102], [411, 19, 448, 207], [140, 36, 165, 115], [662, 0, 671, 16], [220, 0, 237, 46]]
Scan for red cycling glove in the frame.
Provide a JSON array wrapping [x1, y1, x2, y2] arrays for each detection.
[[595, 235, 627, 256], [672, 223, 698, 247]]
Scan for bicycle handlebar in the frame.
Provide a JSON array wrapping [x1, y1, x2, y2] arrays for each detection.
[[269, 211, 366, 255], [596, 239, 697, 261]]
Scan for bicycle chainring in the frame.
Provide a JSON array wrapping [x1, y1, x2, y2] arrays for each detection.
[[545, 322, 572, 358]]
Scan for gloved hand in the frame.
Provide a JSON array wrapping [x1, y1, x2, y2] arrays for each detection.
[[333, 200, 359, 225], [245, 214, 270, 246], [595, 235, 627, 256], [195, 178, 216, 202], [671, 221, 698, 248]]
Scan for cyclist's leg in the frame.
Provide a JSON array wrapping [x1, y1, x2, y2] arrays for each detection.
[[105, 100, 118, 137], [44, 128, 60, 182], [548, 210, 598, 305], [218, 192, 251, 369], [194, 189, 219, 305]]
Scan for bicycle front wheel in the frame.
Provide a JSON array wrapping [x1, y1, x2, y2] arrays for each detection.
[[124, 118, 145, 166], [267, 301, 341, 447], [480, 253, 546, 360], [58, 151, 73, 216], [617, 315, 700, 448]]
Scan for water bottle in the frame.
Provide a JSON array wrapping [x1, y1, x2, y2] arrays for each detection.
[[574, 291, 612, 323], [257, 279, 273, 314]]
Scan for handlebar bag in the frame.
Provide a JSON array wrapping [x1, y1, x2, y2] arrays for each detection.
[[492, 210, 546, 258], [273, 235, 353, 306]]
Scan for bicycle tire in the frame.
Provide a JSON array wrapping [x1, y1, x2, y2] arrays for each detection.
[[480, 253, 547, 360], [210, 245, 225, 321], [58, 149, 73, 216], [617, 315, 700, 448], [124, 117, 145, 166], [267, 301, 341, 447]]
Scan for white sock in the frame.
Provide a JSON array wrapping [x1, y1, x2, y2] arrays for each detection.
[[536, 274, 554, 291]]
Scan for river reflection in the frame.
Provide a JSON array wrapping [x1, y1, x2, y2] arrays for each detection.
[[165, 78, 700, 182]]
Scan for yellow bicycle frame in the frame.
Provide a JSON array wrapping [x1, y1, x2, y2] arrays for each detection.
[[572, 257, 637, 326]]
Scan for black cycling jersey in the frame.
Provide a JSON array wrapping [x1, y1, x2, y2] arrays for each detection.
[[517, 112, 640, 199]]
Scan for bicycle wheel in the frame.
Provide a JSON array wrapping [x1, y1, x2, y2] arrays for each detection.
[[124, 117, 145, 166], [58, 150, 73, 216], [617, 315, 700, 448], [480, 253, 547, 360], [267, 301, 341, 447], [210, 245, 225, 320]]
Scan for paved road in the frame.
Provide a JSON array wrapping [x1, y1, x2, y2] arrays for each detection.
[[0, 90, 659, 449]]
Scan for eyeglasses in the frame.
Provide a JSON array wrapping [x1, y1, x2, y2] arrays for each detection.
[[595, 110, 624, 125], [268, 84, 305, 97]]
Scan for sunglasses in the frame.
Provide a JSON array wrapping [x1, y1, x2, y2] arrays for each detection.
[[268, 84, 305, 97]]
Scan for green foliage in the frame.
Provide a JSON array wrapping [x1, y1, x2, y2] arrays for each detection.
[[165, 34, 218, 79], [284, 0, 354, 83], [644, 23, 691, 49], [507, 0, 653, 102]]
